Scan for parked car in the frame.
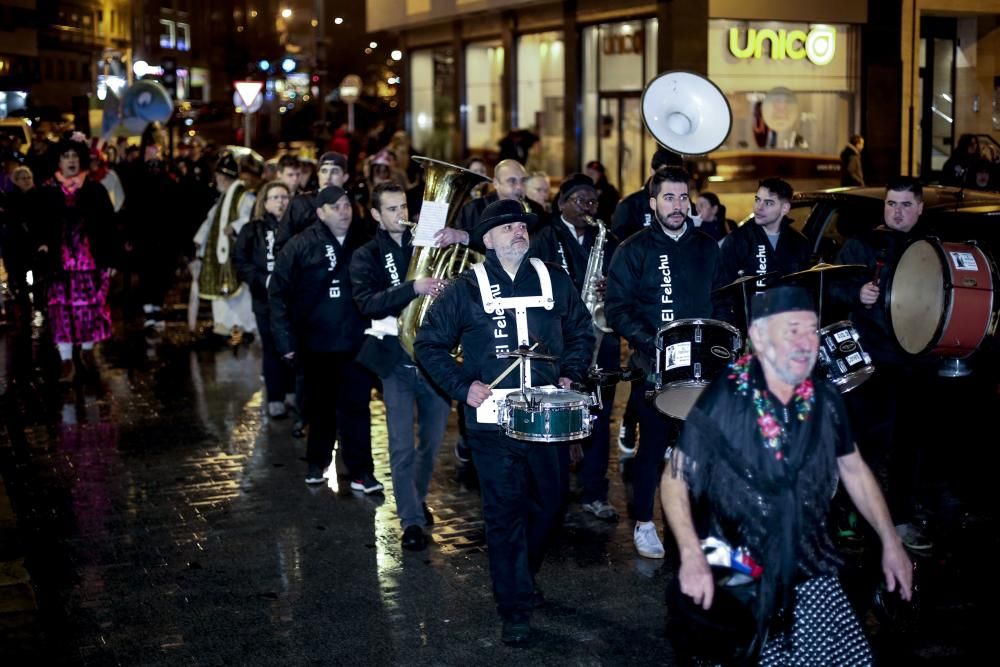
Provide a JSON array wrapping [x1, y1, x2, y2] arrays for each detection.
[[783, 185, 1000, 264]]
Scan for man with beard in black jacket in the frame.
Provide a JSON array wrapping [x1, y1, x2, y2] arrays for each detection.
[[605, 166, 726, 561], [609, 148, 684, 461], [718, 178, 811, 330], [529, 173, 621, 521], [415, 199, 594, 646], [269, 185, 382, 494], [611, 148, 684, 240], [350, 182, 450, 552]]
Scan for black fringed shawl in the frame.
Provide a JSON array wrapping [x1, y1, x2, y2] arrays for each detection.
[[672, 356, 852, 633]]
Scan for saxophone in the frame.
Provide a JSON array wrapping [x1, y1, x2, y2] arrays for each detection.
[[581, 215, 612, 333]]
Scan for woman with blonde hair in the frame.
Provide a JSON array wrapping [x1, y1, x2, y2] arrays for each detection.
[[234, 180, 294, 417]]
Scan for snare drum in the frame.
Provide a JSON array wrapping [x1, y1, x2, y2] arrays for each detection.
[[653, 318, 742, 419], [817, 320, 874, 392], [887, 239, 994, 358], [499, 388, 594, 443]]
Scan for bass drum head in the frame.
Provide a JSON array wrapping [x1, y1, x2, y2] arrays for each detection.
[[890, 240, 946, 355], [654, 382, 709, 420]]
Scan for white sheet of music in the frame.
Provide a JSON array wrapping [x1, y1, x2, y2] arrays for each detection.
[[412, 200, 449, 247]]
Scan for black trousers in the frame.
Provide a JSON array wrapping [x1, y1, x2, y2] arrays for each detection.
[[845, 362, 931, 523], [303, 349, 373, 478], [630, 383, 682, 523], [254, 313, 291, 402], [467, 429, 563, 622], [576, 334, 619, 503]]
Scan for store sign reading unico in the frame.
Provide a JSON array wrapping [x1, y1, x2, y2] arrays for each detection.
[[729, 25, 836, 66]]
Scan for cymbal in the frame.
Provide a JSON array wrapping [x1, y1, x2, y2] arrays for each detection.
[[496, 347, 558, 362], [713, 272, 778, 293], [780, 262, 867, 280]]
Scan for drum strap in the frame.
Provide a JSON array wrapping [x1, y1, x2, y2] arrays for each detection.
[[473, 258, 555, 387]]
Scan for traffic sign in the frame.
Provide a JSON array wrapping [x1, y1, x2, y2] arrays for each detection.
[[339, 74, 362, 104], [234, 81, 264, 109], [233, 90, 263, 114]]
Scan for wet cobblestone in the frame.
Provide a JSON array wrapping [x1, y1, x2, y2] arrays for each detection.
[[0, 320, 996, 665]]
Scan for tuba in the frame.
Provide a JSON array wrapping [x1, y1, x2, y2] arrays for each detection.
[[398, 157, 490, 358]]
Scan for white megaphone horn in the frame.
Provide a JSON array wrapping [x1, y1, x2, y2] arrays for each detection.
[[640, 71, 732, 156]]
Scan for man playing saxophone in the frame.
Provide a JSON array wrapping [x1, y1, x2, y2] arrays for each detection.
[[529, 174, 621, 521]]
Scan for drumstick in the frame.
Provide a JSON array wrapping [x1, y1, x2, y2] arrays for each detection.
[[864, 259, 886, 310], [488, 342, 539, 389]]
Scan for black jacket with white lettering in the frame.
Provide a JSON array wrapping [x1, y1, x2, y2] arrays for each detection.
[[605, 222, 726, 372], [718, 217, 812, 326], [414, 251, 595, 431], [233, 213, 281, 316], [268, 219, 368, 356], [349, 227, 417, 377], [528, 217, 619, 291]]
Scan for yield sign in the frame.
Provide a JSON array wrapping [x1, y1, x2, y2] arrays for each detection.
[[234, 81, 264, 108]]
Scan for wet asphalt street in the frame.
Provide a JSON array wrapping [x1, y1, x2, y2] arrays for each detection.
[[0, 307, 997, 665]]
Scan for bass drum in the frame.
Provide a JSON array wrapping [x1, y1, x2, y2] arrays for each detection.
[[887, 239, 995, 358], [653, 319, 742, 419]]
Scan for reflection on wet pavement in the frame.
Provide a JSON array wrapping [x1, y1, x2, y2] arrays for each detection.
[[0, 323, 996, 665]]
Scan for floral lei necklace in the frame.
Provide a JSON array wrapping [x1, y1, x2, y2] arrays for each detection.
[[728, 354, 815, 461]]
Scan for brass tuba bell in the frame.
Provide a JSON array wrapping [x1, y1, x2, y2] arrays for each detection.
[[397, 156, 490, 358]]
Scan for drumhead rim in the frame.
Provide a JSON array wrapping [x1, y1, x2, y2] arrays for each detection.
[[501, 426, 593, 443], [656, 318, 742, 337]]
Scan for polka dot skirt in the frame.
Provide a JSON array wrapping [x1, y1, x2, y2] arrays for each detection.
[[759, 576, 873, 666]]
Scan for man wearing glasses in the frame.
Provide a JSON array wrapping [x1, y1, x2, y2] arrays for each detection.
[[435, 159, 548, 252], [529, 174, 621, 521]]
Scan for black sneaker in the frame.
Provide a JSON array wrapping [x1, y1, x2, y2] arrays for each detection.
[[304, 465, 325, 485], [531, 584, 545, 609], [454, 440, 470, 463], [350, 473, 384, 494], [501, 619, 530, 646], [401, 525, 427, 551], [423, 503, 435, 526]]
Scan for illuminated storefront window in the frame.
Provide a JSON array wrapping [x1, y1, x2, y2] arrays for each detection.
[[582, 19, 659, 195], [410, 47, 456, 162], [708, 20, 858, 157], [516, 31, 565, 177], [465, 41, 505, 154]]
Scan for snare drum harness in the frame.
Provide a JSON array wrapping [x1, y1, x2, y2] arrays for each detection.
[[472, 258, 554, 387]]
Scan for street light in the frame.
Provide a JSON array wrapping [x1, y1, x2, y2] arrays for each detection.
[[281, 8, 292, 19], [369, 41, 378, 49], [391, 50, 402, 61], [281, 58, 296, 73], [334, 17, 343, 25]]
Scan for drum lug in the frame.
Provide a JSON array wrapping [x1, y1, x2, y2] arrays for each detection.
[[645, 389, 656, 402]]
